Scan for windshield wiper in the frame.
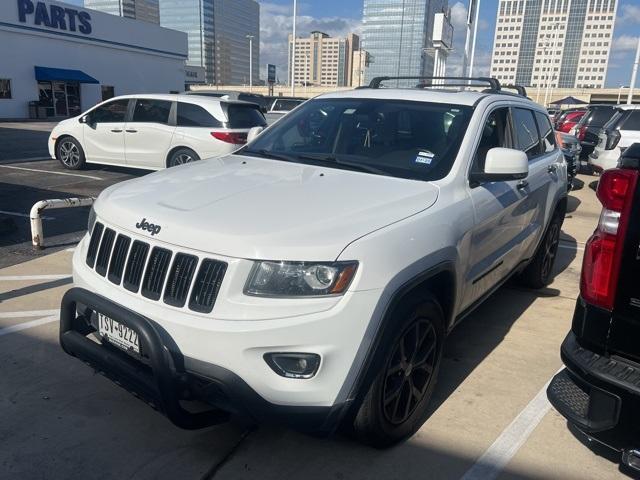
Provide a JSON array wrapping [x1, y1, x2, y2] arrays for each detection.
[[295, 153, 387, 175]]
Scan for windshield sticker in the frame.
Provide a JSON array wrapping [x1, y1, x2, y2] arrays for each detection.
[[415, 150, 435, 165]]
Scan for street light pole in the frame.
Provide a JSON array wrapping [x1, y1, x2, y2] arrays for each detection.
[[290, 0, 297, 96], [468, 0, 481, 76], [628, 37, 640, 105], [618, 85, 625, 104], [246, 35, 254, 92]]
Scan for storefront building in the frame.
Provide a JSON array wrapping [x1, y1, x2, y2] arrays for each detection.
[[0, 0, 188, 119]]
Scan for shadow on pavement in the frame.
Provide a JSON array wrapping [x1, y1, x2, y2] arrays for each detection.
[[0, 276, 72, 303]]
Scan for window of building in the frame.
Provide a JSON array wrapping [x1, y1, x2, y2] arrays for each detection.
[[0, 79, 11, 99], [101, 86, 115, 101]]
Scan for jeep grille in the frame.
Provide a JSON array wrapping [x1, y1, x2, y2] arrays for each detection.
[[86, 222, 227, 313]]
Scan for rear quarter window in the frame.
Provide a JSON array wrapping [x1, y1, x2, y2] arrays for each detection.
[[177, 102, 222, 127], [621, 110, 640, 131], [226, 104, 267, 128]]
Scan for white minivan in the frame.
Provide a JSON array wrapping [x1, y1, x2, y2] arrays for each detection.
[[48, 94, 267, 170]]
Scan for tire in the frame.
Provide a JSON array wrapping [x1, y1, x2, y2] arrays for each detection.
[[56, 137, 85, 170], [167, 148, 199, 168], [518, 213, 563, 289], [351, 295, 445, 448]]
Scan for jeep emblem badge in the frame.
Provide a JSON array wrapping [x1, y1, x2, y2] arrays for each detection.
[[135, 218, 161, 236]]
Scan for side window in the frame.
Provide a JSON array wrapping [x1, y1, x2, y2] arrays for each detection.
[[512, 108, 541, 159], [621, 110, 640, 131], [473, 107, 511, 172], [90, 99, 129, 123], [176, 102, 221, 127], [131, 99, 171, 124], [535, 111, 556, 153]]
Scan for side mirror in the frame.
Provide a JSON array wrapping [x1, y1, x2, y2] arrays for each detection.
[[79, 115, 89, 124], [470, 147, 529, 183], [247, 126, 264, 144]]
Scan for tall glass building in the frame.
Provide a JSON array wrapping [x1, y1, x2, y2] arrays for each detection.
[[213, 0, 260, 85], [84, 0, 160, 24], [158, 0, 215, 83], [490, 0, 618, 89], [362, 0, 448, 84]]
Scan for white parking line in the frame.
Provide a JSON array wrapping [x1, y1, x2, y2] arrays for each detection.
[[0, 274, 71, 281], [558, 243, 585, 251], [0, 315, 59, 337], [0, 210, 55, 220], [0, 309, 60, 319], [0, 164, 103, 180], [460, 370, 561, 480]]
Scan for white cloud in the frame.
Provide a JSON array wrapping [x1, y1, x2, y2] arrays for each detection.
[[619, 4, 640, 24], [612, 34, 640, 52], [259, 2, 361, 82]]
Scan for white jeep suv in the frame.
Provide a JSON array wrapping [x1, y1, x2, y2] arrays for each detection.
[[60, 77, 567, 446]]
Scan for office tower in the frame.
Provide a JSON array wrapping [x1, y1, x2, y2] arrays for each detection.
[[159, 0, 215, 83], [362, 0, 449, 83], [213, 0, 260, 85], [84, 0, 160, 24], [288, 32, 360, 88], [490, 0, 618, 89]]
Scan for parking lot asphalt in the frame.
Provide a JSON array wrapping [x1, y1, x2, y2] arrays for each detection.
[[0, 153, 634, 480]]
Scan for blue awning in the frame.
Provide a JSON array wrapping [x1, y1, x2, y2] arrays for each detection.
[[34, 66, 99, 84]]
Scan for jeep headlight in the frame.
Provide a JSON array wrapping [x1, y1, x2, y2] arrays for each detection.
[[245, 261, 358, 297]]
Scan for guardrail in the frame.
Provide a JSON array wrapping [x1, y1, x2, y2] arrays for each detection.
[[30, 197, 95, 250]]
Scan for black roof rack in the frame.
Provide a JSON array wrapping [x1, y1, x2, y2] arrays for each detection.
[[368, 76, 502, 91], [501, 84, 528, 97]]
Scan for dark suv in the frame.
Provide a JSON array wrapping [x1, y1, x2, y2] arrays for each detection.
[[547, 143, 640, 474], [573, 105, 619, 158]]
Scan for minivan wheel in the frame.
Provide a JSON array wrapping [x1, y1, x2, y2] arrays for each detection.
[[168, 148, 200, 168], [56, 137, 85, 170], [352, 296, 444, 448], [519, 214, 563, 289]]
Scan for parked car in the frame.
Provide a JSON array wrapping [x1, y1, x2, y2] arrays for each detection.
[[589, 105, 640, 173], [548, 108, 562, 122], [557, 131, 581, 190], [570, 105, 619, 158], [184, 90, 270, 112], [555, 109, 586, 133], [49, 94, 267, 170], [59, 77, 567, 447], [547, 143, 640, 475]]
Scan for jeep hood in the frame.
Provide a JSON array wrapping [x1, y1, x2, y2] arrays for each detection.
[[96, 155, 439, 260]]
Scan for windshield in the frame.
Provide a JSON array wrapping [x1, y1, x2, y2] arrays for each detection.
[[242, 98, 473, 181]]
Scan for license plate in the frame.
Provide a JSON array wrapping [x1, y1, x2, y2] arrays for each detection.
[[98, 313, 140, 354]]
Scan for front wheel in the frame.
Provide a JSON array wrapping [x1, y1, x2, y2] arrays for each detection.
[[56, 137, 85, 170], [167, 148, 200, 168], [351, 296, 445, 447], [519, 213, 563, 289]]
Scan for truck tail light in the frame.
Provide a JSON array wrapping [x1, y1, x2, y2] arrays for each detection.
[[581, 169, 638, 310], [211, 131, 248, 144]]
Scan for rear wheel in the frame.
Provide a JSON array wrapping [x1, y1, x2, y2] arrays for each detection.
[[56, 137, 85, 170], [352, 296, 445, 447], [519, 213, 563, 289], [168, 148, 200, 168]]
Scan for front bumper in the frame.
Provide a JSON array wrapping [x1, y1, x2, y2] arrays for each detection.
[[547, 332, 640, 451], [60, 287, 343, 432]]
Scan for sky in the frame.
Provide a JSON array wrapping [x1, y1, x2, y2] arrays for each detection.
[[69, 0, 640, 87]]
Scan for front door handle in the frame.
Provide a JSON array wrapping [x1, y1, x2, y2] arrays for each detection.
[[110, 129, 123, 133], [517, 180, 529, 190], [125, 129, 138, 133]]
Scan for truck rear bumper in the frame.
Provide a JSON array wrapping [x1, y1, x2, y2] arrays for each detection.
[[548, 331, 640, 451]]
